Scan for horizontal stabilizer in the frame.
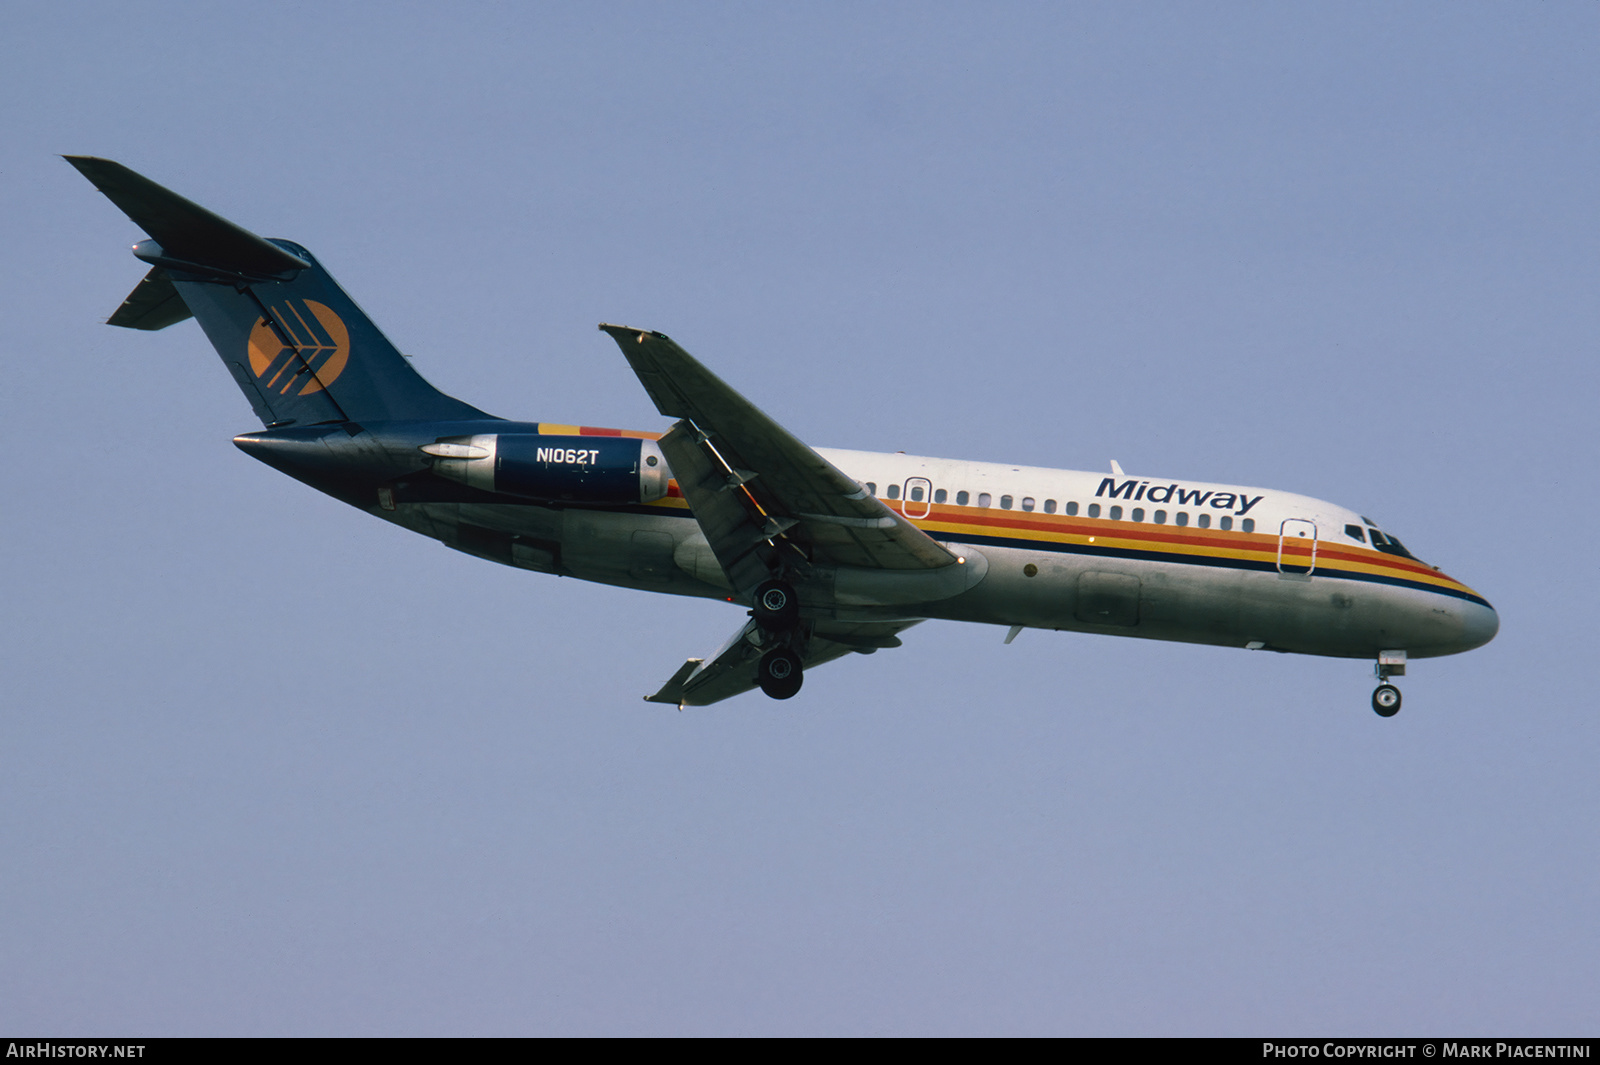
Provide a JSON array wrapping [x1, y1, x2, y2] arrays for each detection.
[[64, 156, 309, 278], [106, 267, 192, 330]]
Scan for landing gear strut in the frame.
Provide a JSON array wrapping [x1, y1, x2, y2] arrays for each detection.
[[1372, 649, 1406, 717], [750, 578, 804, 699]]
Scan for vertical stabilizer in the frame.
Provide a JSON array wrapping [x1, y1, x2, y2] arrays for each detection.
[[67, 156, 491, 427]]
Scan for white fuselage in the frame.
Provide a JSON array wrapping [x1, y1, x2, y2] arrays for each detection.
[[396, 444, 1498, 663]]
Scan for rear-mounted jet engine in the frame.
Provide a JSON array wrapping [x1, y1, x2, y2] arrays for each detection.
[[422, 434, 669, 505]]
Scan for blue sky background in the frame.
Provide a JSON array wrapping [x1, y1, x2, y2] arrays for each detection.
[[3, 1, 1596, 1035]]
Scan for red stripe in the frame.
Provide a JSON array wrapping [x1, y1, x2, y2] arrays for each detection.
[[913, 505, 1472, 590]]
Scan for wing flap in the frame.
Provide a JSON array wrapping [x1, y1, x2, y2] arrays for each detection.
[[655, 422, 775, 594], [600, 324, 956, 585]]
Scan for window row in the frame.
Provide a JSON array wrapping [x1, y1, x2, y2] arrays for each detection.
[[862, 481, 1255, 533]]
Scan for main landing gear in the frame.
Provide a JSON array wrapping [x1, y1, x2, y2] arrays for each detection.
[[758, 647, 803, 700], [752, 578, 804, 700], [753, 578, 800, 631], [1371, 649, 1406, 717]]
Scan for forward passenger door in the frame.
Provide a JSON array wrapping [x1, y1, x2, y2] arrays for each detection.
[[1278, 519, 1317, 576]]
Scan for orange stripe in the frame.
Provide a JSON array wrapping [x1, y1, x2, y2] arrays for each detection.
[[907, 503, 1478, 596]]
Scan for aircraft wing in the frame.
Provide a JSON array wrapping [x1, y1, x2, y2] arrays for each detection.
[[599, 324, 957, 595], [647, 616, 922, 708]]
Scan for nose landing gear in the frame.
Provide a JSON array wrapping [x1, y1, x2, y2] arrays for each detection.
[[1372, 649, 1406, 717]]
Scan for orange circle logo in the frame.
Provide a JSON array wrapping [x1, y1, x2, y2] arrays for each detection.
[[247, 300, 350, 396]]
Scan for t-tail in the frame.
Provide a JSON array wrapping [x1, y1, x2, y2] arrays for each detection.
[[65, 156, 489, 428]]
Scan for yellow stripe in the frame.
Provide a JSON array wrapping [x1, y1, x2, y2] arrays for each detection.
[[918, 513, 1478, 596]]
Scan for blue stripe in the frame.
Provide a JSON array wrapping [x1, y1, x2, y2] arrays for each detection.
[[941, 530, 1493, 609]]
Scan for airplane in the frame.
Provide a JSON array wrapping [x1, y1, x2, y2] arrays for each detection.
[[66, 156, 1498, 716]]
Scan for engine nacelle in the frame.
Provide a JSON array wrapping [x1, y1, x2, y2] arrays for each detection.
[[422, 434, 669, 504]]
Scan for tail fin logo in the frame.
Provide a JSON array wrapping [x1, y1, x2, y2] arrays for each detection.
[[246, 300, 350, 396]]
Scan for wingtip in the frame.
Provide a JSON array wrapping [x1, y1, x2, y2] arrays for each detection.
[[598, 322, 669, 343], [62, 154, 118, 174], [61, 155, 105, 181]]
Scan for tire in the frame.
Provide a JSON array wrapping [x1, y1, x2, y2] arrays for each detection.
[[752, 579, 800, 632], [1372, 684, 1402, 717], [758, 648, 803, 700]]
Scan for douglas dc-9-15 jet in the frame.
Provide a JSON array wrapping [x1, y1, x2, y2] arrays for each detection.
[[67, 157, 1497, 715]]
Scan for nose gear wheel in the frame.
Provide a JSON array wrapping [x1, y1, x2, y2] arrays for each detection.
[[1371, 684, 1401, 717]]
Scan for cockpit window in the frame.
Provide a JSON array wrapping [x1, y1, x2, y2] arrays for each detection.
[[1368, 528, 1418, 560], [1344, 523, 1367, 544]]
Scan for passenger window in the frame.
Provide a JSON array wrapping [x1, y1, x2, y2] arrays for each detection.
[[1087, 503, 1100, 518], [909, 485, 924, 502], [1021, 497, 1035, 512], [1196, 513, 1209, 529], [1220, 516, 1233, 531], [1131, 507, 1144, 522], [1345, 523, 1366, 543], [935, 488, 947, 504], [1109, 505, 1123, 520], [864, 482, 876, 496], [1066, 501, 1079, 516], [1175, 512, 1188, 527], [887, 484, 900, 500], [1241, 518, 1255, 533], [1154, 510, 1167, 524], [957, 490, 969, 506], [978, 493, 992, 508], [1043, 499, 1057, 514], [1000, 495, 1014, 510]]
